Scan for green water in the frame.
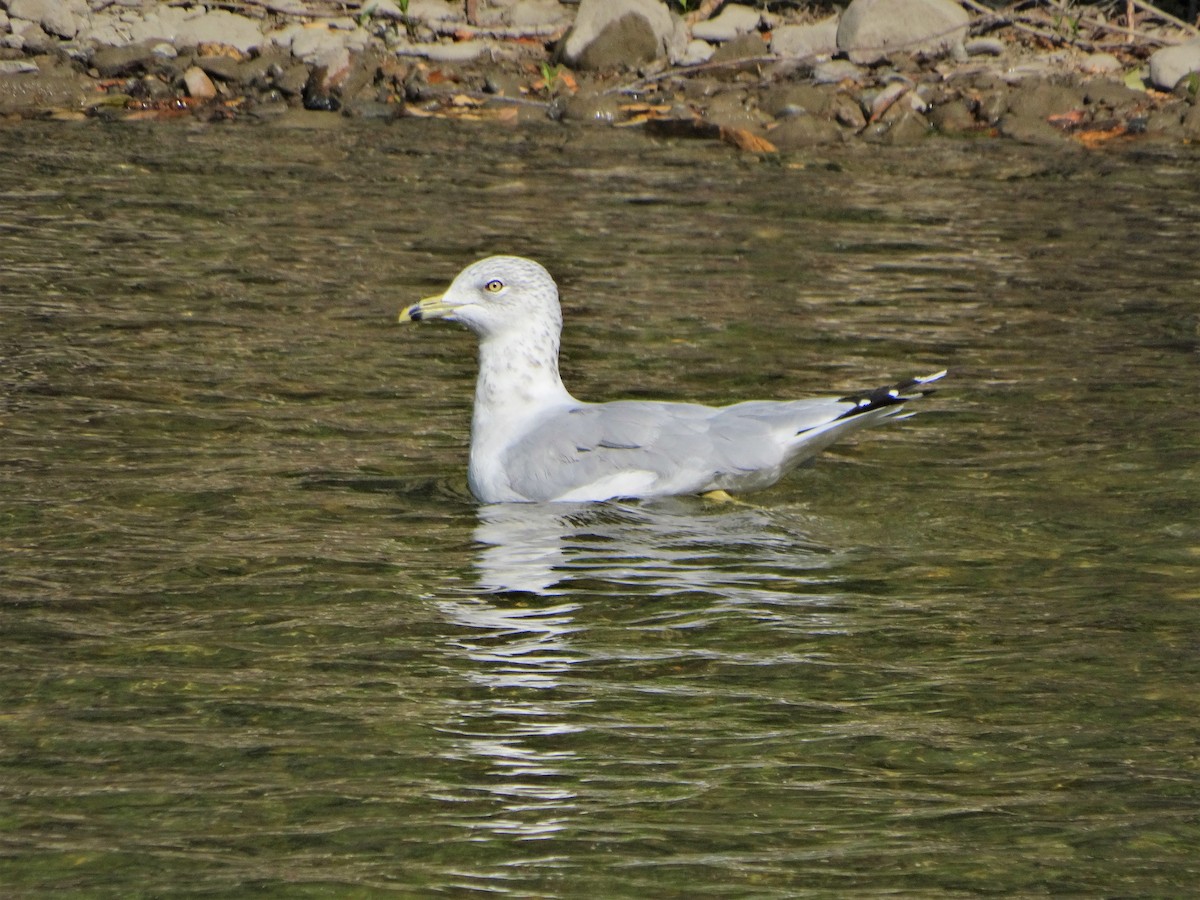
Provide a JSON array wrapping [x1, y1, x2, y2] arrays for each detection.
[[2, 119, 1198, 896]]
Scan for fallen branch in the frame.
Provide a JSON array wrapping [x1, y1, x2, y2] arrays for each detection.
[[428, 22, 568, 41]]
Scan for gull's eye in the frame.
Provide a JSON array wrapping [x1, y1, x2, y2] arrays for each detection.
[[484, 279, 504, 293]]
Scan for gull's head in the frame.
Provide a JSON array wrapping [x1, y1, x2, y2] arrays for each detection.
[[399, 256, 562, 339]]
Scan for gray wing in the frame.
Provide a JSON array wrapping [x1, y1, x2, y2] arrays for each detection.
[[499, 398, 854, 501], [496, 371, 944, 501]]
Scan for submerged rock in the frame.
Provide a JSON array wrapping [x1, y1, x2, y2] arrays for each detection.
[[768, 115, 845, 148]]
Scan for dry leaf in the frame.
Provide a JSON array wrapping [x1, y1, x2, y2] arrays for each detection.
[[1047, 109, 1088, 128], [719, 126, 777, 153], [1076, 125, 1128, 148]]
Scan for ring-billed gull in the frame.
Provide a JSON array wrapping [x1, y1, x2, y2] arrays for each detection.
[[399, 256, 944, 504]]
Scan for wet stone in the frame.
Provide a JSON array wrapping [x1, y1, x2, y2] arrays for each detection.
[[864, 105, 930, 144], [196, 55, 241, 82], [759, 83, 834, 119], [768, 114, 844, 148], [709, 32, 767, 66], [561, 90, 623, 125], [702, 89, 766, 132], [90, 42, 168, 78], [928, 97, 977, 133]]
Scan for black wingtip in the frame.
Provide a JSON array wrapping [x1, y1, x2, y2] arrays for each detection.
[[836, 370, 947, 420]]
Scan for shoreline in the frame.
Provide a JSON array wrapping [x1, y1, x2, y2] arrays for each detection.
[[3, 0, 1200, 151]]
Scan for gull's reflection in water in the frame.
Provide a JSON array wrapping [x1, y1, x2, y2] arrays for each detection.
[[435, 589, 584, 840], [436, 500, 828, 843], [474, 498, 826, 597]]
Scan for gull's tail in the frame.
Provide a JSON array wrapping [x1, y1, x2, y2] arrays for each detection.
[[835, 369, 947, 421]]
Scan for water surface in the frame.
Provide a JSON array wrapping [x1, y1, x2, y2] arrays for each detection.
[[2, 119, 1198, 895]]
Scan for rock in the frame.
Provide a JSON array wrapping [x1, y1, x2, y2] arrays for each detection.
[[484, 71, 525, 97], [1181, 102, 1200, 137], [760, 83, 833, 119], [1005, 81, 1084, 121], [88, 7, 181, 48], [418, 40, 488, 63], [361, 0, 408, 22], [703, 89, 767, 132], [812, 59, 867, 85], [965, 37, 1005, 57], [271, 60, 310, 97], [560, 0, 685, 70], [342, 98, 400, 119], [121, 8, 267, 54], [831, 92, 866, 128], [78, 14, 129, 48], [7, 0, 87, 39], [1081, 79, 1144, 111], [863, 104, 930, 143], [1148, 38, 1200, 91], [997, 112, 1071, 144], [90, 42, 167, 78], [770, 17, 839, 60], [196, 55, 242, 82], [404, 0, 459, 25], [9, 19, 54, 54], [768, 115, 844, 148], [500, 0, 573, 30], [928, 97, 976, 132], [183, 65, 217, 100], [1142, 105, 1184, 138], [328, 48, 384, 105], [836, 0, 969, 65], [691, 5, 760, 43], [259, 0, 309, 15], [174, 11, 264, 53], [678, 39, 715, 66], [290, 24, 368, 69], [0, 59, 40, 75], [135, 74, 173, 102], [973, 87, 1007, 124], [561, 90, 623, 124], [1080, 52, 1121, 75], [709, 32, 766, 65], [0, 59, 92, 113]]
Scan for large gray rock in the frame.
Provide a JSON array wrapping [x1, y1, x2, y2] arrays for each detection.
[[7, 0, 88, 39], [403, 0, 459, 25], [691, 4, 760, 43], [289, 24, 369, 67], [771, 16, 839, 60], [7, 18, 53, 53], [500, 0, 573, 30], [560, 0, 685, 70], [1148, 38, 1200, 91], [168, 10, 266, 53], [80, 6, 265, 53], [836, 0, 969, 65]]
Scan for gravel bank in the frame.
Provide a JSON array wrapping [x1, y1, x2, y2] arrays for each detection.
[[2, 0, 1200, 150]]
